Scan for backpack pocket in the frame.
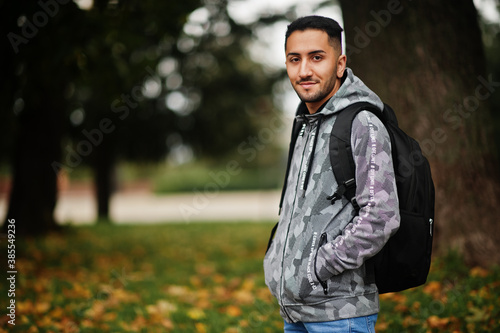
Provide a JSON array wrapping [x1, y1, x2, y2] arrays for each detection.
[[370, 210, 432, 293]]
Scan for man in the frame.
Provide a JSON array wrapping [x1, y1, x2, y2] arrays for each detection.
[[263, 16, 400, 332]]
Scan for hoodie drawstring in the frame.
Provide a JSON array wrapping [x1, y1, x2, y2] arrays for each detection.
[[302, 114, 324, 192]]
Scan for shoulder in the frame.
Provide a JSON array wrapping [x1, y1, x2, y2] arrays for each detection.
[[351, 110, 391, 147], [352, 110, 384, 129]]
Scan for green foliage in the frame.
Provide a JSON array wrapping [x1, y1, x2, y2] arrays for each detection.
[[0, 0, 285, 167], [1, 223, 499, 332], [378, 252, 500, 332], [153, 163, 283, 193], [0, 0, 286, 227], [64, 0, 282, 165]]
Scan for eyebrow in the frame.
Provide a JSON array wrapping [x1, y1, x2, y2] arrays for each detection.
[[286, 50, 326, 57]]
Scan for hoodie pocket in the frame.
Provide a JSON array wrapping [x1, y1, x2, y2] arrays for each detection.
[[314, 233, 329, 295]]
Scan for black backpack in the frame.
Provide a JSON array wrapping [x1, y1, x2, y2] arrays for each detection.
[[329, 102, 435, 294]]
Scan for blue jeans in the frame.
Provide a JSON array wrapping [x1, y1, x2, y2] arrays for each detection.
[[284, 314, 378, 333]]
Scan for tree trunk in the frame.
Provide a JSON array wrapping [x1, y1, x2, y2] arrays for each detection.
[[0, 1, 72, 235], [339, 0, 500, 266], [92, 142, 116, 223], [3, 99, 63, 235]]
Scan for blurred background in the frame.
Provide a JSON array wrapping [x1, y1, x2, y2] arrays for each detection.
[[1, 0, 500, 266]]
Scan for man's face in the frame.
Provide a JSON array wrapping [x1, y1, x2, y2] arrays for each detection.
[[285, 29, 346, 113]]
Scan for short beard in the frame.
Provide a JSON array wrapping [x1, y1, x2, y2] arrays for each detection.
[[294, 69, 337, 103]]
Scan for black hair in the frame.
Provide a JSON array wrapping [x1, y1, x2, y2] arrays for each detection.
[[285, 15, 343, 52]]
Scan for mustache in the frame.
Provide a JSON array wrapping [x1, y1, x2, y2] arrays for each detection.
[[297, 78, 318, 84]]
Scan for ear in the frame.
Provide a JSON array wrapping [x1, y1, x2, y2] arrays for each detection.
[[336, 54, 347, 78]]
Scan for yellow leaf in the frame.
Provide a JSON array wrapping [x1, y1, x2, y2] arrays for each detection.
[[402, 315, 420, 327], [256, 287, 273, 302], [129, 315, 147, 331], [35, 302, 51, 314], [17, 300, 34, 314], [427, 315, 450, 329], [214, 286, 230, 300], [195, 298, 211, 309], [375, 321, 389, 331], [190, 276, 203, 288], [84, 301, 105, 320], [148, 299, 177, 314], [423, 281, 442, 298], [28, 325, 39, 333], [49, 306, 64, 319], [379, 292, 396, 301], [36, 315, 53, 328], [162, 318, 174, 330], [156, 300, 177, 314], [470, 266, 489, 278], [103, 312, 118, 322], [195, 322, 207, 333], [466, 306, 489, 323], [394, 303, 409, 312], [241, 278, 255, 291], [59, 318, 79, 333], [212, 274, 226, 284], [195, 263, 215, 276], [72, 283, 92, 299], [165, 285, 191, 297], [226, 305, 242, 317], [80, 319, 95, 328], [188, 308, 206, 320], [380, 292, 407, 304], [224, 328, 239, 333], [233, 289, 255, 304], [111, 288, 140, 303], [411, 301, 421, 312]]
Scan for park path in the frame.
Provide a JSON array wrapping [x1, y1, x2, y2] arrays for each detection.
[[0, 183, 280, 224]]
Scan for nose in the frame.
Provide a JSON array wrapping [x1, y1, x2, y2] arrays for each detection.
[[298, 60, 313, 79]]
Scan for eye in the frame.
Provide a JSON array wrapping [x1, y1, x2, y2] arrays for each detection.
[[289, 57, 300, 63], [312, 55, 323, 61]]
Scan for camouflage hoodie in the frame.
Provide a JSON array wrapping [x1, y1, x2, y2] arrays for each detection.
[[264, 68, 400, 323]]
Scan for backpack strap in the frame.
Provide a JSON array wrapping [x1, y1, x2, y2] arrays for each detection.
[[328, 102, 385, 208]]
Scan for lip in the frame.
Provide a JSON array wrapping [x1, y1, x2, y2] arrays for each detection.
[[299, 82, 317, 89]]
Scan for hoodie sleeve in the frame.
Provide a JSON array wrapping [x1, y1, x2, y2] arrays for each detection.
[[316, 111, 400, 279]]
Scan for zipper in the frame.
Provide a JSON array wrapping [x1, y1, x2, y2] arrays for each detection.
[[314, 233, 329, 295], [278, 218, 294, 322], [278, 127, 309, 323]]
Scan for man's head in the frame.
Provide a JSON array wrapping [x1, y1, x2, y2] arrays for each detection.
[[285, 15, 343, 54], [284, 16, 346, 113]]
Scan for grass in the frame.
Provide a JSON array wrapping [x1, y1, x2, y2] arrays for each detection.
[[0, 223, 499, 332]]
